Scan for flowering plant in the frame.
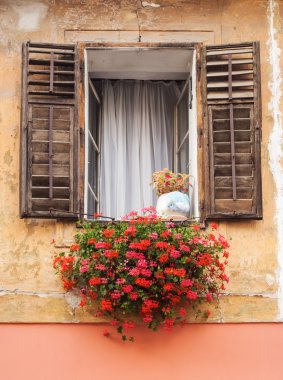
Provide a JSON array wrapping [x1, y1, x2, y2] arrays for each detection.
[[53, 209, 229, 341], [151, 168, 191, 196]]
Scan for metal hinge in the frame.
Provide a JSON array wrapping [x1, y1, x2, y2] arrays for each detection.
[[197, 63, 201, 81], [80, 61, 84, 83]]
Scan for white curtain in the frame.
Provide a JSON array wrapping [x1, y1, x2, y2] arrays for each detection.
[[100, 79, 180, 220]]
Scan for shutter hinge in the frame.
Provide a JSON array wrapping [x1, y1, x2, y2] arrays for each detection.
[[256, 124, 262, 141], [197, 63, 201, 81], [80, 61, 85, 83]]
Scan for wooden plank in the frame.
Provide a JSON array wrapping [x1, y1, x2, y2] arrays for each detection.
[[28, 70, 75, 75], [32, 187, 70, 199], [214, 176, 253, 187], [207, 80, 253, 88], [32, 164, 70, 176], [207, 58, 253, 66], [212, 106, 251, 119], [29, 58, 75, 66], [206, 47, 253, 56], [29, 48, 75, 55], [214, 164, 253, 176], [253, 41, 263, 218], [20, 43, 29, 217], [28, 80, 75, 87], [207, 91, 254, 100], [213, 141, 251, 153], [32, 175, 70, 187], [213, 118, 250, 131], [32, 119, 70, 130], [28, 90, 75, 97], [32, 141, 70, 153], [29, 42, 75, 50], [49, 106, 53, 199], [32, 130, 70, 142], [214, 153, 252, 165], [213, 130, 250, 142], [214, 199, 253, 213], [31, 198, 70, 212], [215, 187, 253, 199], [32, 152, 69, 164], [207, 69, 253, 77]]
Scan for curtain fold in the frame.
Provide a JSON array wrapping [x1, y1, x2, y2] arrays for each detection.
[[100, 80, 180, 219]]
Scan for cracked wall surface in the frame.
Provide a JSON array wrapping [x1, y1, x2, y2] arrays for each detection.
[[0, 0, 282, 323]]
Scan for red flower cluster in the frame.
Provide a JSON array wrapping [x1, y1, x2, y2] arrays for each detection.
[[53, 213, 229, 341]]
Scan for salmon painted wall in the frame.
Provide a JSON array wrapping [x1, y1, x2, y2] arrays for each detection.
[[1, 324, 283, 380]]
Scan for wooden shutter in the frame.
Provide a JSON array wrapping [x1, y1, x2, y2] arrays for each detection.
[[201, 42, 262, 219], [20, 42, 80, 218]]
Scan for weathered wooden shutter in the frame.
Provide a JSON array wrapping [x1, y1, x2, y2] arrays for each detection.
[[201, 42, 262, 219], [20, 42, 80, 218]]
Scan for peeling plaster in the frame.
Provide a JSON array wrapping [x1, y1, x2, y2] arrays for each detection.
[[13, 2, 48, 32], [267, 0, 283, 320], [65, 290, 81, 309], [0, 288, 65, 298], [142, 1, 160, 8]]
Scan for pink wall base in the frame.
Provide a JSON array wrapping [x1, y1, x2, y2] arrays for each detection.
[[0, 324, 282, 380]]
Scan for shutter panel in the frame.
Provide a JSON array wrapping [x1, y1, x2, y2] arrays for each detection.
[[201, 42, 262, 219], [20, 42, 80, 218]]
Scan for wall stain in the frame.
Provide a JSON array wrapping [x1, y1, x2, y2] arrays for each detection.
[[3, 150, 13, 166]]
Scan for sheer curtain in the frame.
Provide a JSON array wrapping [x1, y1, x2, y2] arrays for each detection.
[[100, 79, 180, 219]]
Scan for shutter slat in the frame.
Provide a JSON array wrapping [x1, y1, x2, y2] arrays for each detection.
[[214, 176, 253, 187], [207, 91, 254, 100], [32, 198, 70, 212], [28, 80, 75, 87], [207, 80, 253, 88], [207, 59, 253, 66], [32, 141, 70, 153], [28, 70, 75, 75], [32, 175, 70, 187], [213, 130, 251, 142], [32, 164, 70, 176], [32, 130, 70, 142], [32, 187, 70, 198], [28, 90, 75, 97], [202, 42, 262, 219], [214, 199, 253, 213], [29, 48, 75, 55], [206, 47, 253, 56], [32, 152, 69, 164], [215, 187, 253, 199], [21, 42, 79, 218], [29, 58, 75, 66], [214, 153, 252, 165], [207, 69, 253, 77]]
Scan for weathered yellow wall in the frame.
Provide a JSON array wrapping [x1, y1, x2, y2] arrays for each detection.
[[0, 0, 282, 322]]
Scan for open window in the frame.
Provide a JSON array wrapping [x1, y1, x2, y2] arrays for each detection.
[[20, 41, 262, 221], [84, 47, 198, 220]]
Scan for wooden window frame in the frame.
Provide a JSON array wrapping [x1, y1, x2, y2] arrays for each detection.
[[78, 42, 205, 221]]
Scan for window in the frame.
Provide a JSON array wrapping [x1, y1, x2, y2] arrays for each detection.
[[20, 41, 262, 221], [84, 47, 198, 220]]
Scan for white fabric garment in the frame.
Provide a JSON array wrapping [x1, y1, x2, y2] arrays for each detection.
[[100, 79, 180, 220]]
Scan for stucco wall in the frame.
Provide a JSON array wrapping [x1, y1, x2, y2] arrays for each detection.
[[0, 0, 282, 323]]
